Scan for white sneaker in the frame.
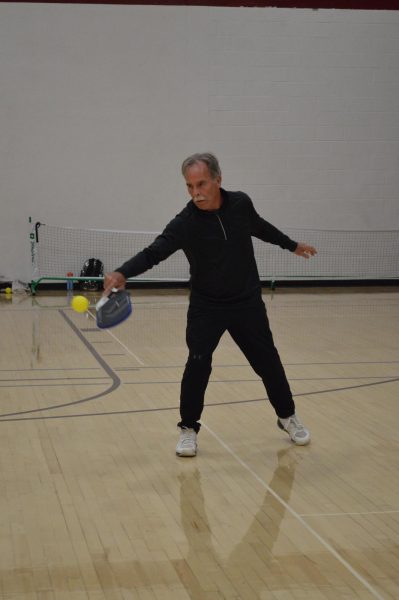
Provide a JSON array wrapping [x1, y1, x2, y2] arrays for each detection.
[[277, 414, 310, 446], [176, 427, 197, 457]]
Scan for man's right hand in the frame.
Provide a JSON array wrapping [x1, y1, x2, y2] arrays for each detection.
[[103, 271, 127, 295]]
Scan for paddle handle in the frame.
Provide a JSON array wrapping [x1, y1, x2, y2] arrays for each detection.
[[95, 287, 118, 311]]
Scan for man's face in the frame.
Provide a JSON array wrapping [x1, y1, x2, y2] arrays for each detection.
[[184, 162, 222, 211]]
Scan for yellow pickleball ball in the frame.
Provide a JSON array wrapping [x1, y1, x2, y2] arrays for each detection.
[[5, 287, 12, 294], [71, 295, 89, 313]]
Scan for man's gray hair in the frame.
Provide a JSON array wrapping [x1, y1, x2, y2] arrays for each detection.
[[181, 153, 221, 180]]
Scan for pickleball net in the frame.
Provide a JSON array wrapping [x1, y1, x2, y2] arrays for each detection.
[[29, 221, 399, 293]]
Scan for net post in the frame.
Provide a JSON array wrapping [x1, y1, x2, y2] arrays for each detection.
[[29, 219, 42, 295], [30, 217, 37, 294]]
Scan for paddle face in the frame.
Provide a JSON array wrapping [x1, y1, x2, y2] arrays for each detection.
[[96, 290, 132, 329]]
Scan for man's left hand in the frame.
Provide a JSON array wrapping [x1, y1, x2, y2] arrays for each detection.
[[294, 242, 317, 259]]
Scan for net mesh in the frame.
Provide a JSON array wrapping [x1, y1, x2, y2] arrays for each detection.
[[32, 222, 399, 283]]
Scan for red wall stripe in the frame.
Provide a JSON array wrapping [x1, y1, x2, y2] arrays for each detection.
[[3, 0, 399, 8]]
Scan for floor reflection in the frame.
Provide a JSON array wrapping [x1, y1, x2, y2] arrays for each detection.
[[176, 447, 302, 598]]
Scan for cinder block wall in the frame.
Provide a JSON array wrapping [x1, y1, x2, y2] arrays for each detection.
[[1, 4, 398, 281]]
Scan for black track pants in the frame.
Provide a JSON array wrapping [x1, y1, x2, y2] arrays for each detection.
[[178, 302, 295, 432]]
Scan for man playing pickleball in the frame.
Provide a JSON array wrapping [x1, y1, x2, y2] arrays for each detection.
[[104, 153, 317, 456]]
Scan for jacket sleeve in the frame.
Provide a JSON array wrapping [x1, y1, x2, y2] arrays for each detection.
[[246, 196, 297, 252], [115, 216, 185, 279]]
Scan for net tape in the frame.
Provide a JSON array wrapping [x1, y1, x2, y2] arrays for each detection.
[[33, 223, 399, 281]]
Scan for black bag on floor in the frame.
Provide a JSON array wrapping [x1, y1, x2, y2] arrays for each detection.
[[80, 258, 104, 291]]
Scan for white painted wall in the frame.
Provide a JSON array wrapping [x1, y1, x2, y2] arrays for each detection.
[[1, 3, 398, 282]]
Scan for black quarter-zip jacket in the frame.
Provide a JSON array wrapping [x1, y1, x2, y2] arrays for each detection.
[[116, 189, 298, 308]]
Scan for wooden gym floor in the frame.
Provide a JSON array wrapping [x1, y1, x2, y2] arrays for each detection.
[[0, 286, 398, 600]]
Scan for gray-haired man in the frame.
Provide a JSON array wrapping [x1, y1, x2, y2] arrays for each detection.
[[105, 153, 317, 456]]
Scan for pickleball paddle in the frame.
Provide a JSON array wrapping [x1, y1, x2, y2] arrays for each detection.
[[96, 289, 132, 329]]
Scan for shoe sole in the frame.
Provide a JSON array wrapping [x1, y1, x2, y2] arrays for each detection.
[[176, 449, 197, 457], [277, 419, 310, 446]]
